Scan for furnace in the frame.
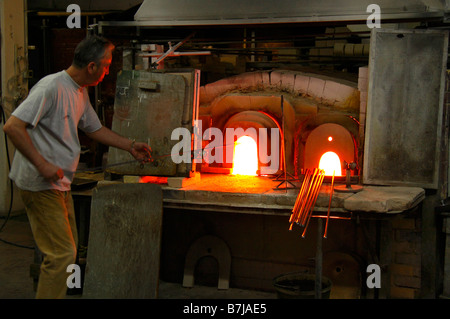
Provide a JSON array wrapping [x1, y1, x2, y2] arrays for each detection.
[[85, 25, 445, 298]]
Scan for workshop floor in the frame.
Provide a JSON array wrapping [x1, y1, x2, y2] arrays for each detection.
[[0, 213, 276, 299]]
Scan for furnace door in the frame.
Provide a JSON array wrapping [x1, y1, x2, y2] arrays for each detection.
[[107, 69, 200, 177], [363, 29, 448, 189]]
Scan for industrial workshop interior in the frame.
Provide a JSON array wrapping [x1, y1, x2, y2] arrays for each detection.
[[1, 0, 450, 303]]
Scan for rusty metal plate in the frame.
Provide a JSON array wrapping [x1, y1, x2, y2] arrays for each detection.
[[363, 29, 448, 189], [107, 69, 199, 176]]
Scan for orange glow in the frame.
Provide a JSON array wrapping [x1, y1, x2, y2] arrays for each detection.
[[318, 151, 342, 176], [139, 176, 169, 184], [327, 136, 333, 142], [232, 136, 258, 176]]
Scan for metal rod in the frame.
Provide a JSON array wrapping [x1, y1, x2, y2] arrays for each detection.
[[301, 169, 322, 226], [152, 32, 196, 67], [290, 169, 311, 225], [324, 171, 335, 239], [300, 168, 319, 225], [303, 175, 323, 228], [315, 217, 323, 299], [302, 170, 325, 237], [310, 214, 352, 220], [281, 95, 287, 192]]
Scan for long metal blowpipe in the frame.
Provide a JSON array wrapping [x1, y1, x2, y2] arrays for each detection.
[[290, 169, 312, 226], [300, 168, 321, 226], [301, 170, 325, 238], [298, 168, 319, 226]]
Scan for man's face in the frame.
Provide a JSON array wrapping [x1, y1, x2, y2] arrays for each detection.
[[88, 48, 112, 86]]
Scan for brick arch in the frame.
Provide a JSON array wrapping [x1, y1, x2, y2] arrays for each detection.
[[199, 69, 360, 111], [207, 94, 296, 174], [198, 69, 360, 176]]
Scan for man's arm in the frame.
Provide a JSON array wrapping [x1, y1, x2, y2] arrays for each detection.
[[85, 126, 152, 162], [2, 115, 64, 182]]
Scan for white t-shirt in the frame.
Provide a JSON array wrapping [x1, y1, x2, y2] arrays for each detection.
[[9, 70, 102, 191]]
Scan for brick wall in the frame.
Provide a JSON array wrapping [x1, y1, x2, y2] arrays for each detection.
[[389, 214, 422, 298]]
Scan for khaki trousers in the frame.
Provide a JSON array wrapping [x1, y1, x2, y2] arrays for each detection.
[[20, 189, 78, 299]]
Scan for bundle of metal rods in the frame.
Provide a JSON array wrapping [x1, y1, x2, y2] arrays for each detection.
[[289, 168, 326, 238]]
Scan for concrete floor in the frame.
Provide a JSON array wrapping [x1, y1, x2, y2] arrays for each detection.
[[0, 213, 276, 299]]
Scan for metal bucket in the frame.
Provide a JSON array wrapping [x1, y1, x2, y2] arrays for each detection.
[[273, 272, 332, 299]]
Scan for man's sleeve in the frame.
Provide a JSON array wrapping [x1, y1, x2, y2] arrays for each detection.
[[78, 99, 103, 133], [11, 85, 51, 128]]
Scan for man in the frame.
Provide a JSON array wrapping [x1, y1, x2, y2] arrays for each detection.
[[3, 35, 152, 298]]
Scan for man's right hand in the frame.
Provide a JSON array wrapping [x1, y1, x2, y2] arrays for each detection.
[[3, 115, 64, 183], [36, 161, 64, 182]]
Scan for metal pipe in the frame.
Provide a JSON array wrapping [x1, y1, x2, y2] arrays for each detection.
[[290, 169, 311, 224], [299, 168, 320, 225], [301, 169, 322, 226], [315, 217, 323, 299], [302, 170, 325, 237], [323, 171, 335, 239]]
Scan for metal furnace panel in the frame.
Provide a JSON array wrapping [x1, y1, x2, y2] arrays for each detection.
[[107, 69, 199, 176], [363, 28, 448, 189]]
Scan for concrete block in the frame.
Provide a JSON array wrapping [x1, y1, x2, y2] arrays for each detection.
[[343, 186, 425, 213], [322, 80, 341, 104], [358, 77, 368, 92], [234, 72, 263, 89], [333, 43, 345, 56], [359, 66, 369, 79], [306, 77, 325, 100], [123, 175, 140, 183], [334, 26, 351, 38], [390, 286, 418, 299], [280, 71, 296, 92], [319, 48, 334, 57], [293, 74, 310, 94], [391, 217, 417, 230], [167, 172, 201, 188], [270, 70, 283, 89], [261, 71, 271, 87], [391, 263, 421, 277], [360, 91, 368, 104], [315, 39, 328, 47], [360, 103, 367, 115], [204, 79, 232, 99], [325, 27, 335, 35], [309, 48, 319, 61], [326, 40, 335, 47], [363, 44, 370, 56], [354, 44, 364, 56], [395, 252, 421, 267], [344, 44, 354, 56], [292, 97, 317, 114], [393, 275, 421, 289]]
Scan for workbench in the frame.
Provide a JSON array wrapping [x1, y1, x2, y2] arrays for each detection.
[[69, 172, 425, 298], [72, 172, 425, 215]]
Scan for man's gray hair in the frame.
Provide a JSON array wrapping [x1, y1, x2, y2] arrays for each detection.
[[72, 35, 114, 68]]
